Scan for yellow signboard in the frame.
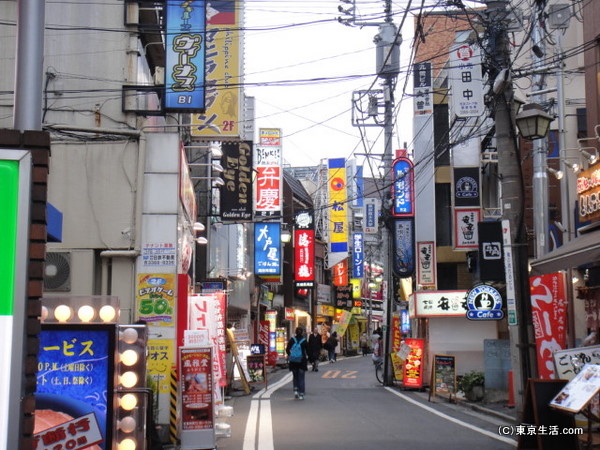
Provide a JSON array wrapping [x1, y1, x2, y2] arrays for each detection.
[[147, 339, 174, 393]]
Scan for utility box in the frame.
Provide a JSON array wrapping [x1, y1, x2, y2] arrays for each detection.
[[375, 22, 401, 78]]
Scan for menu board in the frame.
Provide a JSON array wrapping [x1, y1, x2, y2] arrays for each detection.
[[550, 364, 600, 413], [246, 355, 266, 384], [403, 339, 425, 388], [553, 345, 600, 381], [432, 355, 457, 396]]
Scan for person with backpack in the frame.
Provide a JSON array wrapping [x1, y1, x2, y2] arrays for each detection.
[[286, 326, 308, 400]]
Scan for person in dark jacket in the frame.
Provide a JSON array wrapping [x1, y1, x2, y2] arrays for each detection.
[[325, 331, 338, 363], [286, 327, 308, 399], [308, 328, 323, 372]]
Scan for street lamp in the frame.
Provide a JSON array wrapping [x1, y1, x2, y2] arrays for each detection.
[[515, 103, 554, 140], [280, 223, 292, 243]]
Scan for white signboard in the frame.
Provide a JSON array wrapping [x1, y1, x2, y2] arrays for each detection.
[[550, 364, 600, 413], [410, 290, 468, 318], [449, 43, 484, 118], [553, 345, 600, 381], [417, 241, 436, 287]]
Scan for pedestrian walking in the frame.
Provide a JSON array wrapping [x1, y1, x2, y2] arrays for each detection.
[[360, 332, 369, 356], [308, 328, 323, 372], [325, 331, 338, 363], [286, 326, 308, 400]]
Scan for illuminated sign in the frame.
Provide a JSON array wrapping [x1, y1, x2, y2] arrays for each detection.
[[165, 0, 206, 111], [220, 141, 253, 221], [294, 210, 315, 288], [254, 129, 282, 218], [363, 197, 379, 234], [392, 219, 415, 278], [255, 223, 281, 276], [328, 158, 348, 254], [392, 158, 414, 216], [577, 163, 600, 223], [352, 233, 364, 278]]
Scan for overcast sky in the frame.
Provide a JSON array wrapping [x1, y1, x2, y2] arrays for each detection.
[[243, 0, 416, 171]]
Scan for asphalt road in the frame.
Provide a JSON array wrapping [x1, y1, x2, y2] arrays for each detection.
[[216, 355, 518, 450]]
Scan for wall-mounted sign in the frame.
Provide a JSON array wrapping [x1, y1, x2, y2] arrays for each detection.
[[466, 284, 504, 320], [392, 158, 414, 216], [332, 259, 348, 287], [254, 129, 282, 218], [335, 285, 353, 310], [454, 208, 480, 249], [165, 1, 206, 111], [328, 158, 349, 256], [294, 210, 315, 288], [409, 290, 468, 318], [453, 167, 480, 207], [363, 198, 379, 234], [449, 43, 484, 118], [576, 163, 600, 224], [255, 223, 281, 276], [352, 233, 364, 278], [478, 221, 504, 282], [416, 241, 436, 286], [392, 219, 415, 278], [220, 141, 253, 221], [413, 62, 433, 115]]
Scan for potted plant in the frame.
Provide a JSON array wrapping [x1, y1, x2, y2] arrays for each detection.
[[457, 370, 485, 401]]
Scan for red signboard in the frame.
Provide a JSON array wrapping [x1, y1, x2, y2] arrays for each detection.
[[391, 315, 402, 353], [294, 228, 315, 287], [530, 272, 568, 379], [259, 321, 270, 348], [180, 348, 214, 431], [333, 259, 348, 287], [403, 338, 425, 388]]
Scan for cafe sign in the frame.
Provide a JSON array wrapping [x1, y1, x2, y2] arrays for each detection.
[[577, 163, 600, 223]]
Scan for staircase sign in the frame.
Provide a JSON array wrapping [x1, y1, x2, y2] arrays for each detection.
[[466, 284, 504, 320]]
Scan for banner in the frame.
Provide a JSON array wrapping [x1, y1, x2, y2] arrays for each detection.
[[334, 310, 353, 337], [179, 348, 214, 430], [220, 141, 253, 221], [530, 272, 568, 379], [328, 158, 349, 263], [136, 274, 176, 326], [147, 339, 175, 393], [403, 338, 425, 388]]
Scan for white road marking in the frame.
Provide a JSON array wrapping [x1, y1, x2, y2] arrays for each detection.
[[258, 399, 274, 450], [385, 387, 518, 446], [242, 399, 259, 450]]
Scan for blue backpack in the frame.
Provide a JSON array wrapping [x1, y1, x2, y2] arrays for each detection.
[[289, 337, 305, 362]]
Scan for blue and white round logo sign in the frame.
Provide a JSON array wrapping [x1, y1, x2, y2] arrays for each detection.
[[466, 284, 504, 320]]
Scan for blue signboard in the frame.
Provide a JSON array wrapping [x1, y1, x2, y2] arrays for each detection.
[[255, 222, 281, 275], [393, 218, 415, 278], [364, 198, 378, 234], [165, 1, 206, 111], [37, 325, 115, 449], [466, 284, 504, 320], [352, 232, 364, 278], [392, 158, 414, 217], [401, 309, 411, 334]]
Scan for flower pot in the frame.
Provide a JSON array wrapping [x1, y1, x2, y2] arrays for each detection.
[[465, 385, 484, 402]]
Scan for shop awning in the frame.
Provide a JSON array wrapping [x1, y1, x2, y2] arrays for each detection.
[[530, 229, 600, 275]]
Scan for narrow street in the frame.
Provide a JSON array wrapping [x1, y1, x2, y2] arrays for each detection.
[[216, 356, 518, 449]]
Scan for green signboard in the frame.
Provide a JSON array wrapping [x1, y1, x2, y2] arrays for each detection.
[[0, 160, 18, 316]]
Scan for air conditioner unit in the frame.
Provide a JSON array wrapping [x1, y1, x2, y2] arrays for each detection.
[[44, 252, 72, 292], [154, 66, 165, 85]]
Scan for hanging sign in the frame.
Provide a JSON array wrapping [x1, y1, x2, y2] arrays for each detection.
[[392, 219, 415, 278], [454, 208, 479, 249], [392, 158, 414, 216], [255, 223, 281, 276], [417, 241, 436, 286], [220, 141, 253, 221], [465, 284, 504, 320]]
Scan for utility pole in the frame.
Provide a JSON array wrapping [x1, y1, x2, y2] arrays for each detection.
[[485, 0, 535, 413]]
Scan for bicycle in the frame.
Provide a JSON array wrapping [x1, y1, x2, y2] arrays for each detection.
[[374, 356, 384, 384]]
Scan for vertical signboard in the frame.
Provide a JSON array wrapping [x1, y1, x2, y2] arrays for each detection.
[[220, 141, 253, 221], [392, 219, 415, 278], [294, 210, 315, 288], [332, 259, 349, 287], [413, 62, 433, 115], [254, 129, 282, 218], [392, 158, 415, 217], [529, 273, 568, 379], [328, 158, 349, 264], [136, 274, 176, 326], [192, 0, 241, 137], [449, 43, 484, 118], [0, 150, 30, 450], [352, 233, 364, 278], [478, 221, 505, 282], [165, 1, 206, 111], [453, 167, 480, 208], [179, 347, 215, 449], [416, 241, 436, 286], [403, 338, 425, 388], [37, 325, 115, 449], [255, 223, 281, 276], [454, 208, 480, 249], [363, 197, 379, 234]]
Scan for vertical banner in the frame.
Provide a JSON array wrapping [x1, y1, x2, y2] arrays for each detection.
[[453, 167, 480, 208], [454, 209, 480, 249], [350, 164, 364, 208], [478, 221, 505, 282], [294, 210, 315, 288], [332, 259, 349, 287], [352, 233, 364, 278], [363, 197, 379, 234], [334, 310, 353, 337], [392, 219, 415, 278], [136, 274, 176, 326], [192, 0, 240, 137], [416, 241, 436, 287], [529, 273, 568, 379], [255, 222, 281, 277], [328, 158, 349, 265], [254, 129, 282, 218], [449, 43, 484, 118], [392, 157, 415, 217], [148, 339, 175, 393], [165, 1, 206, 111], [264, 311, 277, 354], [413, 62, 433, 115], [220, 141, 253, 221], [403, 338, 425, 388]]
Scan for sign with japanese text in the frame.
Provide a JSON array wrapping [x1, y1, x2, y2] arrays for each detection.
[[478, 221, 504, 282], [328, 158, 349, 257], [363, 197, 379, 234], [37, 325, 115, 449], [576, 163, 600, 223], [550, 364, 600, 413], [265, 311, 277, 353], [352, 233, 364, 278], [179, 347, 214, 430], [401, 309, 411, 334], [136, 273, 176, 326], [165, 0, 206, 111], [335, 285, 353, 309], [180, 144, 198, 224], [392, 158, 414, 216], [449, 43, 484, 118], [416, 241, 436, 286], [246, 355, 266, 384], [410, 290, 468, 318], [147, 339, 175, 393], [220, 141, 253, 221], [553, 345, 600, 381], [403, 338, 425, 388], [332, 259, 349, 287], [454, 208, 480, 249], [142, 242, 176, 268], [33, 412, 103, 450], [254, 129, 282, 218], [333, 310, 353, 338], [453, 167, 480, 208], [413, 62, 433, 115], [391, 314, 402, 353], [392, 218, 415, 278], [192, 0, 240, 137], [350, 163, 364, 208], [530, 272, 568, 379], [255, 222, 281, 276], [432, 355, 457, 396], [294, 210, 315, 287]]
